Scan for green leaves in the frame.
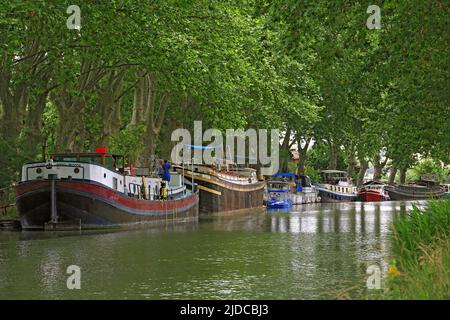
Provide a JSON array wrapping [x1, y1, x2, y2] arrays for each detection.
[[270, 0, 449, 170], [0, 0, 447, 180]]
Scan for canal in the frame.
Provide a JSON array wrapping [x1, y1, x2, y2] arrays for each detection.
[[0, 201, 425, 299]]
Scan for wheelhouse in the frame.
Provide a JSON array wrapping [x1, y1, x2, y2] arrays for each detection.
[[50, 149, 126, 173], [320, 170, 352, 185], [267, 181, 290, 192], [266, 181, 291, 205]]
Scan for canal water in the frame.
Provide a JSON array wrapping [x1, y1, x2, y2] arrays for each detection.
[[0, 201, 426, 299]]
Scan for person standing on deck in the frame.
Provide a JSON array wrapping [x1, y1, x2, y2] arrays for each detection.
[[162, 160, 171, 182]]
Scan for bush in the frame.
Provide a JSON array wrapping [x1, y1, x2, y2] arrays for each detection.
[[407, 158, 450, 183], [388, 199, 450, 299]]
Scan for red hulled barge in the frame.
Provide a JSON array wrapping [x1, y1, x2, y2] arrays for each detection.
[[15, 149, 198, 230]]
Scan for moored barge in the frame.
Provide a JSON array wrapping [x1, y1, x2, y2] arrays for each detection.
[[315, 170, 357, 202], [174, 161, 264, 215], [385, 177, 445, 200], [16, 149, 198, 230]]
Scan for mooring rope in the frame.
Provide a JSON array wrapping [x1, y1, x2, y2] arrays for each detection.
[[0, 184, 14, 192]]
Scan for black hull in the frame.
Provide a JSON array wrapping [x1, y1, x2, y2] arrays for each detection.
[[317, 189, 357, 203], [16, 180, 199, 230], [386, 186, 445, 201]]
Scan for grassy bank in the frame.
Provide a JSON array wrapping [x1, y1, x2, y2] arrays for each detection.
[[1, 206, 19, 220], [0, 186, 18, 220], [388, 199, 450, 299]]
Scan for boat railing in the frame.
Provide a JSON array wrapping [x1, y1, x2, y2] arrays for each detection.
[[128, 182, 141, 198]]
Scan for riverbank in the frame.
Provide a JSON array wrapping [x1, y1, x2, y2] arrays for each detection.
[[0, 187, 17, 220], [1, 206, 18, 220], [387, 199, 450, 299]]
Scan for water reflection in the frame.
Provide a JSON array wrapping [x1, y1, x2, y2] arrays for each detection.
[[267, 201, 416, 235], [0, 200, 429, 299]]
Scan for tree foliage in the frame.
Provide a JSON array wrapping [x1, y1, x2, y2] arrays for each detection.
[[0, 0, 448, 187]]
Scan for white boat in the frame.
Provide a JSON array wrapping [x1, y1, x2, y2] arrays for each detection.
[[315, 170, 357, 202], [16, 149, 199, 230], [269, 173, 320, 204]]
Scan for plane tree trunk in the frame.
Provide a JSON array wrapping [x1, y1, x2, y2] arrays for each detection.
[[96, 70, 125, 148], [388, 165, 398, 184], [399, 167, 407, 185], [129, 72, 171, 166], [279, 128, 292, 172], [51, 60, 106, 152], [0, 40, 52, 163], [373, 153, 388, 181], [327, 141, 338, 170], [357, 159, 369, 186], [346, 146, 357, 178], [296, 137, 312, 176]]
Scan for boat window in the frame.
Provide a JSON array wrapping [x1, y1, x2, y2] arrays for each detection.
[[113, 177, 118, 190], [303, 176, 312, 187], [103, 156, 112, 168], [54, 156, 77, 162], [78, 156, 102, 164]]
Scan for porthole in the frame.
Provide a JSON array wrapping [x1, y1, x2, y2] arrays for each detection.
[[74, 168, 80, 174], [104, 173, 107, 178], [36, 168, 42, 174]]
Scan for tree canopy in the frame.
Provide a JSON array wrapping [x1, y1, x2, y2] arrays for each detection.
[[0, 0, 448, 187]]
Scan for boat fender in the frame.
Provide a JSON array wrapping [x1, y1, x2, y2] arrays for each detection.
[[141, 176, 148, 199], [160, 182, 168, 200]]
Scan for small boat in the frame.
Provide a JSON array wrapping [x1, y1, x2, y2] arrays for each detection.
[[173, 157, 265, 215], [315, 170, 357, 202], [385, 177, 445, 200], [271, 173, 320, 204], [357, 180, 389, 202], [16, 149, 199, 230], [265, 181, 293, 209]]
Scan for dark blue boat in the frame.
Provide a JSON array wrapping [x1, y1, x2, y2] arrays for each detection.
[[265, 181, 293, 209]]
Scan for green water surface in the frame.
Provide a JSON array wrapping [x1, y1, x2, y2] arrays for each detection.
[[0, 201, 424, 299]]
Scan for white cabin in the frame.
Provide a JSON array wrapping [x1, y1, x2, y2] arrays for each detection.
[[20, 151, 186, 200]]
